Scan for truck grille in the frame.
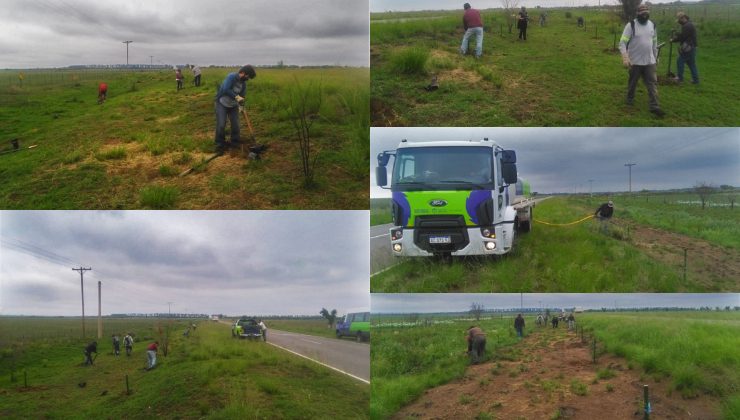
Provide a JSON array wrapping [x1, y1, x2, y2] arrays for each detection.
[[414, 216, 469, 253]]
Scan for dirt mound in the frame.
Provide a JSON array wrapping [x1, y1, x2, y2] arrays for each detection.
[[393, 329, 721, 419]]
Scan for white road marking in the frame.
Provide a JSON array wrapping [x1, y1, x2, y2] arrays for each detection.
[[370, 233, 390, 239], [267, 341, 369, 384], [301, 338, 322, 345], [371, 262, 401, 277]]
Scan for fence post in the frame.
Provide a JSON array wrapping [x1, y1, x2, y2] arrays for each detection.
[[643, 385, 651, 419], [592, 338, 597, 363]]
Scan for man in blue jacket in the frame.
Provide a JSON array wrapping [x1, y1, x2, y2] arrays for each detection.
[[214, 65, 256, 154]]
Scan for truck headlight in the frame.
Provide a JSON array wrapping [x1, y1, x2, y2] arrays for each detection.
[[393, 243, 403, 252], [391, 229, 403, 240], [485, 242, 496, 250], [480, 227, 495, 238]]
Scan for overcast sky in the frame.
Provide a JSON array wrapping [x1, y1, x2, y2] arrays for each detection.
[[372, 293, 740, 313], [0, 211, 369, 317], [370, 127, 740, 197], [371, 0, 692, 13], [1, 0, 369, 69]]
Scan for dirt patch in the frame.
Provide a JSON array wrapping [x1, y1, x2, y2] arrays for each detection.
[[393, 329, 722, 419], [437, 68, 482, 85], [371, 98, 405, 127], [618, 221, 740, 290]]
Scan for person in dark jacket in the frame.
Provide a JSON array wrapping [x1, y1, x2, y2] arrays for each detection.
[[670, 12, 699, 84], [595, 200, 614, 233], [466, 326, 486, 364], [84, 341, 97, 365], [514, 313, 525, 338], [214, 65, 256, 154], [551, 316, 559, 329], [112, 334, 121, 356], [460, 3, 484, 58], [517, 7, 529, 40]]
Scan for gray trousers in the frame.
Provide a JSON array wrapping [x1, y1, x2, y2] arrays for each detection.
[[469, 335, 486, 364], [627, 64, 660, 110]]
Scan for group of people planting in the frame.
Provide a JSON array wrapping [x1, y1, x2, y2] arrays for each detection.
[[83, 333, 160, 371], [94, 64, 257, 157], [458, 2, 699, 118]]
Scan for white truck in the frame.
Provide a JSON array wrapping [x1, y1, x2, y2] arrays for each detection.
[[376, 138, 536, 257]]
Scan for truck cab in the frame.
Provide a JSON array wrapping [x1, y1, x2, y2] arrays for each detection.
[[336, 311, 370, 342], [376, 138, 533, 257]]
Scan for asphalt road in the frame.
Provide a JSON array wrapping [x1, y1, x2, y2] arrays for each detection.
[[371, 223, 396, 275], [267, 329, 370, 384]]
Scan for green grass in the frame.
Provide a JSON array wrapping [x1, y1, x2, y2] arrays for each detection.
[[0, 318, 369, 418], [580, 311, 740, 417], [371, 196, 713, 292], [371, 4, 740, 126], [0, 67, 368, 209], [139, 185, 179, 209], [569, 379, 589, 396], [571, 190, 740, 250], [370, 316, 529, 419], [389, 48, 430, 74]]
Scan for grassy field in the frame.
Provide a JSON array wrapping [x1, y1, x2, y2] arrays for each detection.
[[571, 190, 740, 250], [370, 314, 529, 419], [371, 311, 740, 419], [0, 66, 369, 209], [0, 317, 369, 418], [373, 196, 726, 292], [579, 311, 740, 418], [371, 4, 740, 126]]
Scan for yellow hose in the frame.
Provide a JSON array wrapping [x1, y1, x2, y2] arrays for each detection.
[[534, 214, 595, 226]]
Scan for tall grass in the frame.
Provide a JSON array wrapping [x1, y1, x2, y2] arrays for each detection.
[[390, 48, 430, 74], [371, 316, 529, 419], [372, 197, 688, 292], [580, 312, 740, 403]]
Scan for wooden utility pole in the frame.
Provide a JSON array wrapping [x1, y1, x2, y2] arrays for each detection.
[[97, 281, 102, 339], [122, 41, 133, 66], [625, 163, 637, 193], [72, 267, 92, 338]]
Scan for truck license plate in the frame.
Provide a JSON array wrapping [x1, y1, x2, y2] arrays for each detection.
[[429, 236, 451, 244]]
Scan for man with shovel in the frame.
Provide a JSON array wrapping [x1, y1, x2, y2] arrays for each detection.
[[670, 12, 699, 85], [83, 341, 98, 366], [214, 65, 256, 155], [466, 325, 486, 364], [619, 4, 665, 117]]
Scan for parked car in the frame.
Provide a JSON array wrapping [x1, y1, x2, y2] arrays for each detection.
[[336, 312, 370, 342], [232, 318, 262, 340]]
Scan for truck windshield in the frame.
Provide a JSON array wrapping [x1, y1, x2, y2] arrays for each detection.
[[392, 146, 493, 191]]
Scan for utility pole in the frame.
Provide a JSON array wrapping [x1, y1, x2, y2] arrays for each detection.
[[168, 302, 173, 317], [97, 281, 102, 339], [72, 267, 92, 338], [588, 179, 594, 197], [122, 41, 133, 66], [625, 163, 637, 193]]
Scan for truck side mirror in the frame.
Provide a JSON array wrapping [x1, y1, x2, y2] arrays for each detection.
[[376, 166, 388, 187], [500, 150, 517, 164], [377, 152, 391, 167], [502, 163, 518, 185]]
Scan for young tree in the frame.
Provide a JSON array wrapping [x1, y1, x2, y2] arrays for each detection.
[[283, 78, 324, 187], [617, 0, 642, 22], [501, 0, 521, 34], [320, 308, 338, 329], [470, 302, 484, 321], [694, 181, 716, 210]]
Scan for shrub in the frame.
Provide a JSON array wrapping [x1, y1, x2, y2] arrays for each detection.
[[390, 48, 429, 74], [140, 185, 179, 209]]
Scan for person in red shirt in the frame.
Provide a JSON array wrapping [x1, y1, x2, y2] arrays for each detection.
[[175, 68, 184, 91], [460, 3, 484, 58], [146, 341, 159, 370], [97, 82, 108, 104]]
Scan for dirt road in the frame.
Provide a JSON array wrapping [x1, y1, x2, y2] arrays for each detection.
[[394, 327, 721, 419]]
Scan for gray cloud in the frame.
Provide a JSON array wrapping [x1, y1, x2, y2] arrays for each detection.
[[2, 0, 369, 68], [370, 127, 739, 196], [0, 211, 369, 316]]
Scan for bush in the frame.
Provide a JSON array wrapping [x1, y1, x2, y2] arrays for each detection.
[[140, 185, 179, 209], [390, 48, 429, 74], [565, 11, 573, 18]]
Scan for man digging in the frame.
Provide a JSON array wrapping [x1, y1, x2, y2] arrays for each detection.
[[214, 65, 257, 155]]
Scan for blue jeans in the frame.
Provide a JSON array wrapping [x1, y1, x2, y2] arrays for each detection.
[[461, 27, 484, 57], [516, 327, 523, 338], [677, 48, 699, 84], [147, 350, 157, 369], [214, 101, 240, 147]]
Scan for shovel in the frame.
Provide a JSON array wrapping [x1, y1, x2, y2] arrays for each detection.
[[666, 41, 676, 78]]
